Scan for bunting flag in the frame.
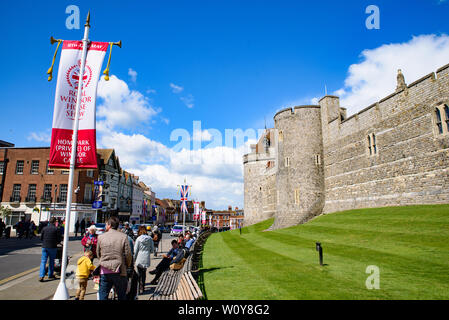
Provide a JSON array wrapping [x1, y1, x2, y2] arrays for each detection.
[[202, 209, 207, 225], [49, 41, 108, 169]]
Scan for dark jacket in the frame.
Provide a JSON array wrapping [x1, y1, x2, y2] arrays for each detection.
[[41, 224, 62, 248]]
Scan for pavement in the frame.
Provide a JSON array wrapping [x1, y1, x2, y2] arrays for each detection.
[[0, 232, 173, 300]]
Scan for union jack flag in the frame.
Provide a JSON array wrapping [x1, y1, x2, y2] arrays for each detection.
[[180, 185, 189, 215]]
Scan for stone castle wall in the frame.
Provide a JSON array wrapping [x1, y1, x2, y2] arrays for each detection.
[[243, 64, 449, 229], [321, 64, 449, 213]]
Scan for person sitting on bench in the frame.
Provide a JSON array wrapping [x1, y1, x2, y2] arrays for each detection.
[[149, 240, 181, 285]]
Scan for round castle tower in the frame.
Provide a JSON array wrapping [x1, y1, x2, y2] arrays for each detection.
[[273, 105, 325, 229]]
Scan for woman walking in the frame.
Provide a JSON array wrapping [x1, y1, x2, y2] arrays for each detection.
[[133, 225, 154, 294], [81, 225, 98, 261]]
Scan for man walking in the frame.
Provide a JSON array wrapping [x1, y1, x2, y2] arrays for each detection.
[[80, 218, 85, 236], [75, 219, 80, 237], [39, 217, 62, 282], [97, 216, 132, 300]]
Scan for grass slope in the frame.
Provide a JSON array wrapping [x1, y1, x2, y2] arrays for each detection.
[[200, 205, 449, 300]]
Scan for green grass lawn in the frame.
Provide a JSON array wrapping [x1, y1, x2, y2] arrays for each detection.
[[199, 205, 449, 300]]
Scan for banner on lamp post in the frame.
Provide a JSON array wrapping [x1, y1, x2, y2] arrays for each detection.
[[49, 41, 108, 169]]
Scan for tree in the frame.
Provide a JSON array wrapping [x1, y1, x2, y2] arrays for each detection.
[[0, 205, 12, 222]]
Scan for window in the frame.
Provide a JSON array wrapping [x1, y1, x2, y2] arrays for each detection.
[[31, 160, 39, 174], [315, 154, 321, 166], [16, 160, 24, 175], [46, 161, 54, 175], [87, 170, 94, 178], [278, 130, 284, 142], [61, 170, 69, 175], [84, 183, 92, 202], [43, 184, 52, 202], [445, 104, 449, 132], [285, 157, 290, 167], [294, 188, 300, 205], [59, 184, 68, 202], [367, 133, 378, 156], [0, 161, 4, 175], [12, 184, 21, 202], [434, 104, 449, 136], [27, 184, 36, 202]]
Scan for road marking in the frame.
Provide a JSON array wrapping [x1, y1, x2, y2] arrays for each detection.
[[0, 266, 40, 286]]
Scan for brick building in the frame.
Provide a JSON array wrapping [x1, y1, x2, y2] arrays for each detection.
[[0, 147, 100, 231]]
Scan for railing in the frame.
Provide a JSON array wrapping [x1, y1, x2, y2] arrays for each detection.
[[10, 196, 21, 203], [25, 196, 36, 203]]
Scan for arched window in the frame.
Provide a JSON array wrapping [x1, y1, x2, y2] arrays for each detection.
[[435, 108, 443, 134], [444, 104, 449, 132], [367, 133, 377, 156], [435, 104, 449, 136]]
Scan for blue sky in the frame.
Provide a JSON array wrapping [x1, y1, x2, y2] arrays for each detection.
[[0, 0, 448, 209]]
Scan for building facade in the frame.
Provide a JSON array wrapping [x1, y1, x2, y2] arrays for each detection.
[[244, 64, 449, 230], [0, 147, 100, 231]]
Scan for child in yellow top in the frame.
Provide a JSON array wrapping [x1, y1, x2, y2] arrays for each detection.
[[75, 251, 96, 300]]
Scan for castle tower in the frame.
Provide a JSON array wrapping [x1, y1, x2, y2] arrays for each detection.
[[273, 106, 325, 229]]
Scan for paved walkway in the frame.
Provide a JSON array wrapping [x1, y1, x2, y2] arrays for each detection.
[[0, 232, 173, 300]]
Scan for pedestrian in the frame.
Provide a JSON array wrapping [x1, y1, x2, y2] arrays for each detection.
[[0, 218, 5, 239], [96, 216, 132, 300], [75, 219, 80, 237], [75, 250, 96, 300], [30, 221, 37, 239], [39, 217, 62, 282], [80, 218, 86, 235], [24, 219, 30, 239], [133, 226, 154, 294], [81, 225, 98, 261], [123, 222, 134, 240], [14, 217, 25, 239], [152, 226, 162, 257]]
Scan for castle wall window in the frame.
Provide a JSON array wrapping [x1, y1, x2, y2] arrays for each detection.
[[294, 188, 300, 205], [434, 104, 449, 135], [315, 154, 321, 166], [367, 133, 377, 156], [285, 157, 290, 167], [444, 104, 449, 132]]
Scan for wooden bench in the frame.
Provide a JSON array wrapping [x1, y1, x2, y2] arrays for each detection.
[[150, 242, 204, 300]]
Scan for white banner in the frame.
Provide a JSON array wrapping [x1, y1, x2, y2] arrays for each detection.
[[49, 41, 108, 169]]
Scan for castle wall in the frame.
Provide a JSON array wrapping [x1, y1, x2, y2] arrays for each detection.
[[243, 153, 276, 226], [321, 65, 449, 213], [273, 106, 325, 229]]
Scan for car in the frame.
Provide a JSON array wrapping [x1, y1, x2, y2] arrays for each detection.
[[85, 223, 106, 235], [170, 224, 187, 237]]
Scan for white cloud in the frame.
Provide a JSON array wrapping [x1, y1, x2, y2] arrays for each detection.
[[169, 83, 184, 94], [180, 94, 195, 109], [128, 68, 137, 83], [27, 131, 51, 143], [336, 34, 449, 116], [97, 75, 159, 130]]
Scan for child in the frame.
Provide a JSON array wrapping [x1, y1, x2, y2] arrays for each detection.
[[75, 251, 96, 300]]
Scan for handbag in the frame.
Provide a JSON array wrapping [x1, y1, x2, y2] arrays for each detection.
[[92, 265, 101, 276]]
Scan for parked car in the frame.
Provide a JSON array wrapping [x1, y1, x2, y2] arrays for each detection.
[[85, 223, 106, 235], [170, 225, 187, 237]]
